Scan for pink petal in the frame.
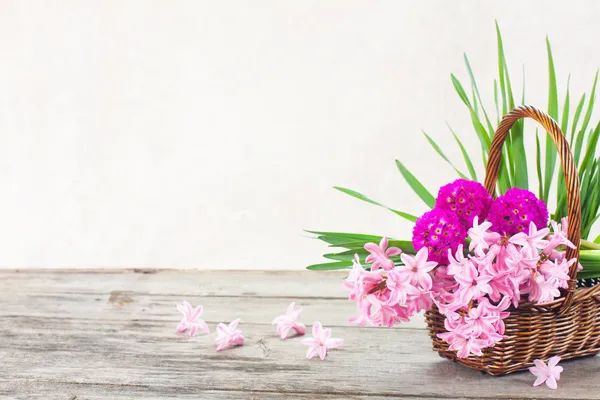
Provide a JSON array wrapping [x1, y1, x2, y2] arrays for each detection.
[[306, 346, 319, 360], [191, 305, 204, 320], [312, 321, 323, 338], [189, 325, 198, 337], [293, 323, 306, 336], [533, 376, 546, 387], [229, 318, 241, 331], [318, 346, 327, 360], [386, 247, 402, 257], [300, 337, 318, 346], [279, 325, 293, 339], [548, 355, 561, 368], [546, 375, 558, 390], [287, 302, 296, 314], [379, 237, 389, 250], [176, 321, 187, 333], [216, 323, 228, 336]]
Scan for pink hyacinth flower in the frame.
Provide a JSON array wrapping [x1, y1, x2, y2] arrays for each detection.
[[215, 318, 245, 351], [301, 321, 344, 360], [176, 300, 209, 337], [529, 356, 563, 389], [398, 247, 437, 290], [272, 302, 306, 339], [467, 216, 500, 254], [364, 237, 402, 271], [510, 222, 550, 251]]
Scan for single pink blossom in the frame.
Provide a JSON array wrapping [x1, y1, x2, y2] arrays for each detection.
[[399, 247, 437, 290], [529, 356, 563, 389], [454, 264, 493, 304], [386, 269, 421, 305], [176, 300, 209, 336], [272, 302, 306, 339], [509, 222, 550, 251], [301, 321, 344, 360], [364, 237, 402, 271], [447, 245, 474, 277], [438, 330, 488, 358], [462, 302, 499, 337], [467, 216, 500, 253], [526, 273, 561, 304], [215, 318, 244, 351]]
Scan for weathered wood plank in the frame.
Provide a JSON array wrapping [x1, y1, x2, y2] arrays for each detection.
[[1, 270, 600, 399], [0, 269, 349, 298], [0, 291, 427, 330]]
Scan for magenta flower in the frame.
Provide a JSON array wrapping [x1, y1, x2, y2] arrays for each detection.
[[215, 319, 244, 352], [510, 222, 550, 251], [176, 300, 209, 337], [272, 302, 306, 339], [435, 179, 492, 228], [364, 237, 402, 271], [398, 247, 437, 290], [301, 321, 344, 360], [529, 356, 563, 389], [412, 208, 467, 265], [488, 188, 549, 236]]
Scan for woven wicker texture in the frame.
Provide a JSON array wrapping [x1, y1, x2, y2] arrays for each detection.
[[425, 105, 600, 375]]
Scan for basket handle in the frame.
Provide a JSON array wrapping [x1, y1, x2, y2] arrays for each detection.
[[483, 105, 581, 313]]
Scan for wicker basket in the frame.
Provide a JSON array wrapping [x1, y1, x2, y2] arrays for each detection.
[[424, 105, 600, 376]]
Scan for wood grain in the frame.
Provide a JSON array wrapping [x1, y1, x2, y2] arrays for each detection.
[[1, 270, 599, 399]]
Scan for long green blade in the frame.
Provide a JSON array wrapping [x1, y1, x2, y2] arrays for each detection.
[[333, 186, 417, 222], [306, 261, 353, 271], [448, 126, 478, 181], [423, 131, 467, 179], [543, 37, 558, 203], [394, 160, 436, 208]]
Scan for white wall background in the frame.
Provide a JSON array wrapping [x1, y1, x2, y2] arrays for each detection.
[[1, 1, 600, 269]]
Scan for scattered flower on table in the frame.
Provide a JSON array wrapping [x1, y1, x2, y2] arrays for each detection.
[[529, 356, 563, 389], [215, 318, 245, 351], [272, 302, 306, 339], [176, 300, 209, 337], [301, 321, 343, 360]]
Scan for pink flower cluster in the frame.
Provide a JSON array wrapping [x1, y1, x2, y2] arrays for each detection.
[[343, 239, 435, 327], [344, 218, 578, 359], [433, 217, 578, 358]]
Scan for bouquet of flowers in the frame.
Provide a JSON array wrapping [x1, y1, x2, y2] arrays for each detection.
[[306, 25, 600, 375]]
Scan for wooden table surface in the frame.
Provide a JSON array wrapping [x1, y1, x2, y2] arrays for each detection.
[[1, 269, 600, 399]]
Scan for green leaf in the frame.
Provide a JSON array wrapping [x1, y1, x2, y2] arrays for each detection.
[[394, 160, 436, 208], [464, 54, 494, 134], [323, 249, 369, 261], [330, 240, 415, 253], [451, 73, 472, 109], [535, 131, 543, 200], [570, 93, 586, 145], [496, 21, 508, 115], [595, 234, 600, 244], [306, 261, 353, 271], [422, 131, 467, 179], [543, 36, 558, 204], [333, 187, 417, 222], [556, 75, 570, 209], [448, 127, 478, 181]]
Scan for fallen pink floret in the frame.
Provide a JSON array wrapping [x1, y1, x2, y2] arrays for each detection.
[[272, 302, 306, 339], [529, 356, 563, 389], [301, 321, 343, 360], [176, 300, 209, 337], [215, 318, 245, 351]]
